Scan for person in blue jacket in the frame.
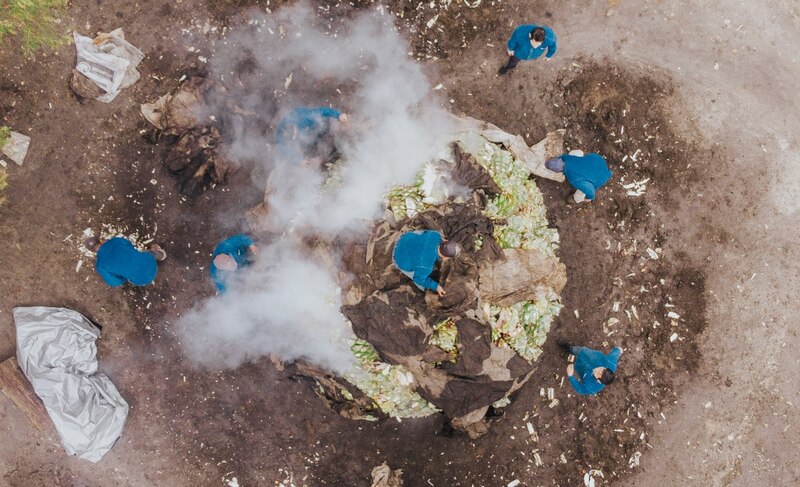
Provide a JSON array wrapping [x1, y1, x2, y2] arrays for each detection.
[[563, 344, 622, 396], [210, 234, 259, 292], [499, 24, 557, 75], [275, 107, 348, 164], [85, 236, 166, 287], [392, 230, 460, 297], [546, 150, 613, 204]]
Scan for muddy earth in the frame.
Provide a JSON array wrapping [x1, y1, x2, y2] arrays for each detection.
[[1, 1, 799, 486]]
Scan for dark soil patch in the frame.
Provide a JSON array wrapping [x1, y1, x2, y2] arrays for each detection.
[[512, 61, 709, 483], [0, 3, 709, 486]]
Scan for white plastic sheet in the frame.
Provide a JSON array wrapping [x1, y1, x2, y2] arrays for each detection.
[[73, 28, 144, 103], [449, 114, 566, 182], [13, 307, 128, 462]]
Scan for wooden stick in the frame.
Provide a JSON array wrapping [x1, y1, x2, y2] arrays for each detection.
[[0, 357, 51, 431]]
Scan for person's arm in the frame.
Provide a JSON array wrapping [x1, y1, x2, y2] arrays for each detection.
[[568, 375, 603, 396], [573, 180, 596, 201], [212, 273, 228, 293], [230, 234, 254, 248], [215, 235, 254, 256], [97, 268, 126, 287], [545, 31, 557, 58], [412, 266, 440, 291], [315, 107, 342, 120], [275, 119, 288, 145], [607, 347, 623, 371], [223, 234, 254, 253], [507, 27, 522, 54]]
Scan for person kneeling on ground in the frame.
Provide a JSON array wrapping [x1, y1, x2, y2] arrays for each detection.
[[560, 342, 622, 396], [85, 236, 166, 287], [392, 230, 460, 297], [546, 150, 613, 204], [210, 234, 259, 293], [275, 106, 348, 166], [499, 24, 557, 75]]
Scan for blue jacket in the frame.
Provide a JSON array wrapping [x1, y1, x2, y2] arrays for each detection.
[[507, 25, 557, 60], [95, 237, 158, 287], [275, 107, 341, 149], [568, 346, 622, 396], [210, 234, 254, 292], [562, 153, 613, 200], [392, 230, 443, 291]]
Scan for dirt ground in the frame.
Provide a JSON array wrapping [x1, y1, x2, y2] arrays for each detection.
[[1, 0, 799, 486]]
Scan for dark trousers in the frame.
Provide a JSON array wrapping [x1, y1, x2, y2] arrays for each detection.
[[503, 55, 522, 71]]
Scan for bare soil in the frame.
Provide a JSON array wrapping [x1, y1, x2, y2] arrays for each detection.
[[2, 1, 798, 486]]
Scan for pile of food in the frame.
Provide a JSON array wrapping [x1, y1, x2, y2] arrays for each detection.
[[347, 339, 438, 419], [339, 131, 566, 424]]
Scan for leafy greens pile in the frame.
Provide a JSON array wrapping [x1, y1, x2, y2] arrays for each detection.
[[347, 138, 563, 418]]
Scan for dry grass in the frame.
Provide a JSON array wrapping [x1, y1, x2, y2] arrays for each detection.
[[0, 0, 69, 53]]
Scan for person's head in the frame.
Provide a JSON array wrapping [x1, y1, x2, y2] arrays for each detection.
[[530, 27, 546, 46], [545, 157, 565, 173], [214, 254, 239, 271], [438, 240, 460, 259], [84, 236, 102, 252], [596, 367, 616, 385], [338, 113, 349, 123]]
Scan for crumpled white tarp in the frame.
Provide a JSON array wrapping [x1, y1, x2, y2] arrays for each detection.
[[449, 114, 566, 182], [13, 306, 129, 462], [73, 28, 144, 103]]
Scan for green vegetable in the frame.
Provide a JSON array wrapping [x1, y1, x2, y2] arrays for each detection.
[[472, 141, 559, 256], [351, 136, 564, 418], [484, 288, 563, 363], [428, 318, 459, 362], [491, 397, 511, 408], [347, 339, 439, 418]]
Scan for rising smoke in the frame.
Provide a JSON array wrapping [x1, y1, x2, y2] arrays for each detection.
[[178, 4, 452, 372]]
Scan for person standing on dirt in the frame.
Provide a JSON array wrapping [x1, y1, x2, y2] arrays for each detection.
[[85, 236, 166, 287], [498, 24, 557, 75], [545, 150, 613, 204], [393, 230, 460, 297], [560, 343, 622, 396], [275, 106, 349, 164], [210, 234, 259, 293]]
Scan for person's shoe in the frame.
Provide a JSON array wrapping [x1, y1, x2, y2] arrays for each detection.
[[150, 244, 167, 262], [498, 65, 509, 75]]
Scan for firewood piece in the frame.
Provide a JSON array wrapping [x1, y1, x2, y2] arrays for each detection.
[[0, 357, 51, 431]]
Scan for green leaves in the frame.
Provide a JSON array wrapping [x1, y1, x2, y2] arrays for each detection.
[[0, 0, 69, 53], [485, 289, 563, 363], [0, 126, 9, 149]]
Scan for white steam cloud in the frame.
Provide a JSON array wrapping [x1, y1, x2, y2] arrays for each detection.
[[178, 4, 452, 372], [179, 237, 356, 373]]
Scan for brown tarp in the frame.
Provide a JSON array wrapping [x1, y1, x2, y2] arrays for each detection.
[[480, 249, 567, 307], [342, 201, 563, 435]]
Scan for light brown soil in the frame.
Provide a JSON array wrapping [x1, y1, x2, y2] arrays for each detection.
[[1, 1, 798, 486]]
